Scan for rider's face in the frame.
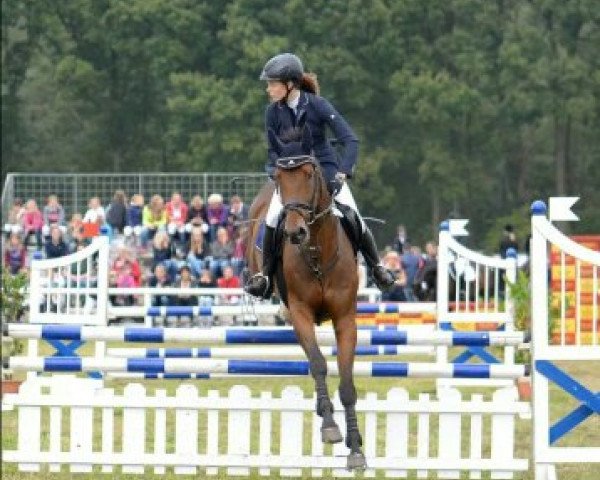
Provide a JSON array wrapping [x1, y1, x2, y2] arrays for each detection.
[[266, 80, 291, 102]]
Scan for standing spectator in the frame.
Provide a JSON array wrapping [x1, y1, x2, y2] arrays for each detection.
[[401, 244, 422, 302], [206, 193, 228, 242], [392, 224, 409, 255], [217, 265, 241, 304], [207, 226, 234, 279], [21, 199, 44, 249], [186, 226, 207, 278], [106, 190, 128, 234], [42, 195, 66, 239], [141, 194, 167, 246], [44, 225, 70, 259], [152, 230, 176, 280], [124, 194, 145, 244], [166, 192, 189, 245], [3, 198, 25, 237], [148, 264, 172, 307], [4, 233, 27, 274], [413, 241, 438, 301], [499, 224, 519, 258]]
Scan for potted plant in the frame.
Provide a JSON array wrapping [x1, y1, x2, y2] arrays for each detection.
[[1, 266, 28, 396]]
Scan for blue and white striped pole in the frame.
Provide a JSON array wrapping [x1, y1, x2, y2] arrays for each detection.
[[4, 324, 529, 347], [106, 344, 433, 358], [3, 357, 529, 378]]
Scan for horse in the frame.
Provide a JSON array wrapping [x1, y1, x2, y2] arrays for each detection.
[[245, 124, 366, 470]]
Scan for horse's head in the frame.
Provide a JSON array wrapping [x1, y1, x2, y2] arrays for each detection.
[[269, 122, 328, 246]]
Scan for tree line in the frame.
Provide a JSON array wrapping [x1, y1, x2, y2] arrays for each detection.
[[2, 0, 599, 248]]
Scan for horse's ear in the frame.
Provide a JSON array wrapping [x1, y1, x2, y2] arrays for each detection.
[[268, 129, 284, 156], [301, 125, 312, 155]]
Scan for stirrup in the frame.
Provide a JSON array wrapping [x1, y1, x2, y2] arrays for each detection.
[[244, 272, 271, 298]]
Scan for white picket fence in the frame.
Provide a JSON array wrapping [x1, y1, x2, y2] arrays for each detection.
[[2, 377, 529, 478]]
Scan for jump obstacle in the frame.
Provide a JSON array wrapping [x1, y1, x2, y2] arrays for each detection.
[[3, 197, 598, 479]]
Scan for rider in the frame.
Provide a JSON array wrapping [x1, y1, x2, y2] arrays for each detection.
[[245, 53, 395, 298]]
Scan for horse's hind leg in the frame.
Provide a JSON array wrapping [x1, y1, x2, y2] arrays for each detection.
[[290, 306, 342, 444], [334, 316, 366, 470]]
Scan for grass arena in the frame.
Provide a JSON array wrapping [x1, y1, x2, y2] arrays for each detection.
[[2, 198, 599, 479]]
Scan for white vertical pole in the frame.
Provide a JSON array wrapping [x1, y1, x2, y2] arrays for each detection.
[[436, 222, 450, 365]]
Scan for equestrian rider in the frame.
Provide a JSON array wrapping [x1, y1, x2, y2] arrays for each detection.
[[245, 53, 395, 298]]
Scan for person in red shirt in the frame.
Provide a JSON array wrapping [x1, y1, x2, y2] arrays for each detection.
[[165, 192, 189, 246], [217, 265, 241, 304]]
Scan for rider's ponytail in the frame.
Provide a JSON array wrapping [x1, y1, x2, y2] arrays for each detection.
[[299, 73, 320, 95]]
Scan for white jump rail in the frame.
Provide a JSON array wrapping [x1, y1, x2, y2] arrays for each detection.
[[437, 220, 519, 389], [2, 378, 529, 478], [530, 198, 600, 480]]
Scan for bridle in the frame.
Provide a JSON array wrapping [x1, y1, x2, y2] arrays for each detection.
[[276, 156, 333, 226]]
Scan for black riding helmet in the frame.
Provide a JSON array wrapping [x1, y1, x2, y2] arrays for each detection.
[[259, 53, 304, 85]]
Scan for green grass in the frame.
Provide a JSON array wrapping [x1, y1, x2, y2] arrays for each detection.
[[2, 342, 600, 479]]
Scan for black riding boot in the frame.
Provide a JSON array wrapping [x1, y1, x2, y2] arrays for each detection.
[[244, 226, 276, 299], [360, 227, 396, 291]]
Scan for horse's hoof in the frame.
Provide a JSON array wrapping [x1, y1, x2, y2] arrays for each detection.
[[346, 452, 367, 471], [321, 425, 343, 444]]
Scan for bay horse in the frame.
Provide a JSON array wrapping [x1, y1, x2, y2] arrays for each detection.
[[245, 126, 366, 470]]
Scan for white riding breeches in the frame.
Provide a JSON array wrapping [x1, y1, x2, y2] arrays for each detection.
[[265, 182, 365, 231]]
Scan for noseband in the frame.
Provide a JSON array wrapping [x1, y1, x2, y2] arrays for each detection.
[[276, 156, 333, 226]]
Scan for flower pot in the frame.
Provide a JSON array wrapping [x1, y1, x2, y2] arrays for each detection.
[[516, 376, 531, 401]]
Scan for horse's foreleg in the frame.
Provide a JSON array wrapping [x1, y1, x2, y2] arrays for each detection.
[[290, 307, 342, 444], [334, 316, 366, 470]]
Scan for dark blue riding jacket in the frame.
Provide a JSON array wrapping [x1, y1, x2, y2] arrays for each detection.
[[265, 91, 359, 183]]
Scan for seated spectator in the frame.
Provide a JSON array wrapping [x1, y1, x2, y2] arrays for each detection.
[[124, 194, 145, 245], [207, 226, 234, 279], [83, 196, 106, 225], [174, 265, 198, 307], [106, 190, 128, 234], [21, 199, 44, 249], [206, 193, 228, 242], [381, 250, 407, 302], [197, 268, 216, 326], [3, 198, 25, 237], [166, 192, 189, 245], [67, 213, 85, 248], [111, 245, 142, 286], [198, 268, 216, 288], [217, 265, 241, 304], [227, 194, 249, 239], [45, 225, 70, 259], [148, 264, 172, 307], [186, 225, 207, 278], [111, 261, 136, 306], [42, 194, 66, 239], [152, 230, 176, 280], [4, 233, 27, 274], [187, 195, 208, 231], [141, 194, 167, 246], [231, 226, 247, 277]]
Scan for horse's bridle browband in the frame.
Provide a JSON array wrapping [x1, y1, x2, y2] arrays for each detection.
[[277, 156, 333, 226]]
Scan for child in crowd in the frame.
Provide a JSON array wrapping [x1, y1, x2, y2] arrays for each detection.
[[106, 190, 128, 234], [4, 198, 25, 237], [44, 225, 70, 259], [83, 197, 105, 225], [124, 194, 145, 244], [42, 195, 66, 239], [186, 225, 207, 278], [4, 233, 27, 274], [166, 192, 189, 245], [21, 199, 44, 249], [142, 194, 167, 246]]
